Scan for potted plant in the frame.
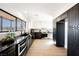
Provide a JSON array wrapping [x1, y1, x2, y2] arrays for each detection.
[[1, 33, 15, 46]]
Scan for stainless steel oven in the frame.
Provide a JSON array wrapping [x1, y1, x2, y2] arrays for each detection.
[[16, 36, 27, 56]]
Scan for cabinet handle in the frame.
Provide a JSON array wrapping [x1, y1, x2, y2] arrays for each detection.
[[73, 25, 75, 27], [72, 25, 75, 29], [77, 25, 79, 27], [77, 25, 79, 29]]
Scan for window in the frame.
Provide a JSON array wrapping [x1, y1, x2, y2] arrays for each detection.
[[0, 17, 25, 33], [22, 21, 26, 30], [11, 20, 15, 32], [21, 21, 26, 34], [0, 17, 1, 32], [17, 19, 22, 31], [2, 17, 14, 32]]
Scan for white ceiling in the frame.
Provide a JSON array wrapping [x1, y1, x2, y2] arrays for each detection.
[[0, 3, 77, 21]]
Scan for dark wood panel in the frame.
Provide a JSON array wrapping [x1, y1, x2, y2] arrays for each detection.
[[67, 6, 76, 56], [74, 4, 79, 55], [54, 4, 79, 56]]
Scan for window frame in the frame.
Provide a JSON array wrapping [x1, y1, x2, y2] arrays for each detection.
[[0, 16, 15, 32], [16, 19, 22, 31], [21, 20, 26, 34], [0, 16, 15, 33], [0, 16, 2, 32], [0, 9, 26, 34]]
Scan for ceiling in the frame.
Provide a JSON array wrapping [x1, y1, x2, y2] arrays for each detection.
[[0, 3, 77, 21]]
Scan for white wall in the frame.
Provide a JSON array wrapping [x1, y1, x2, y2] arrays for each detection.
[[64, 19, 68, 49], [30, 20, 52, 29], [28, 13, 53, 32]]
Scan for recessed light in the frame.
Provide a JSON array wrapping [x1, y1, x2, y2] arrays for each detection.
[[35, 14, 38, 16], [24, 10, 27, 13]]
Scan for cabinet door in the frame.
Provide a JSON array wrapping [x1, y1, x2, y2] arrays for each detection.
[[67, 7, 76, 56], [0, 45, 15, 56], [75, 4, 79, 55]]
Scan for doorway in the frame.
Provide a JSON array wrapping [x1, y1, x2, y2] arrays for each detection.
[[56, 19, 65, 47]]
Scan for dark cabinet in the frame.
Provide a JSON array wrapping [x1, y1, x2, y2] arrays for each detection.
[[0, 35, 32, 56], [67, 4, 79, 56], [75, 4, 79, 55], [0, 45, 16, 56], [27, 35, 32, 48], [67, 6, 76, 56], [54, 4, 79, 56]]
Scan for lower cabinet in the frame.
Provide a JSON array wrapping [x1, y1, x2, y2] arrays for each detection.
[[0, 35, 32, 56], [0, 45, 16, 56]]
